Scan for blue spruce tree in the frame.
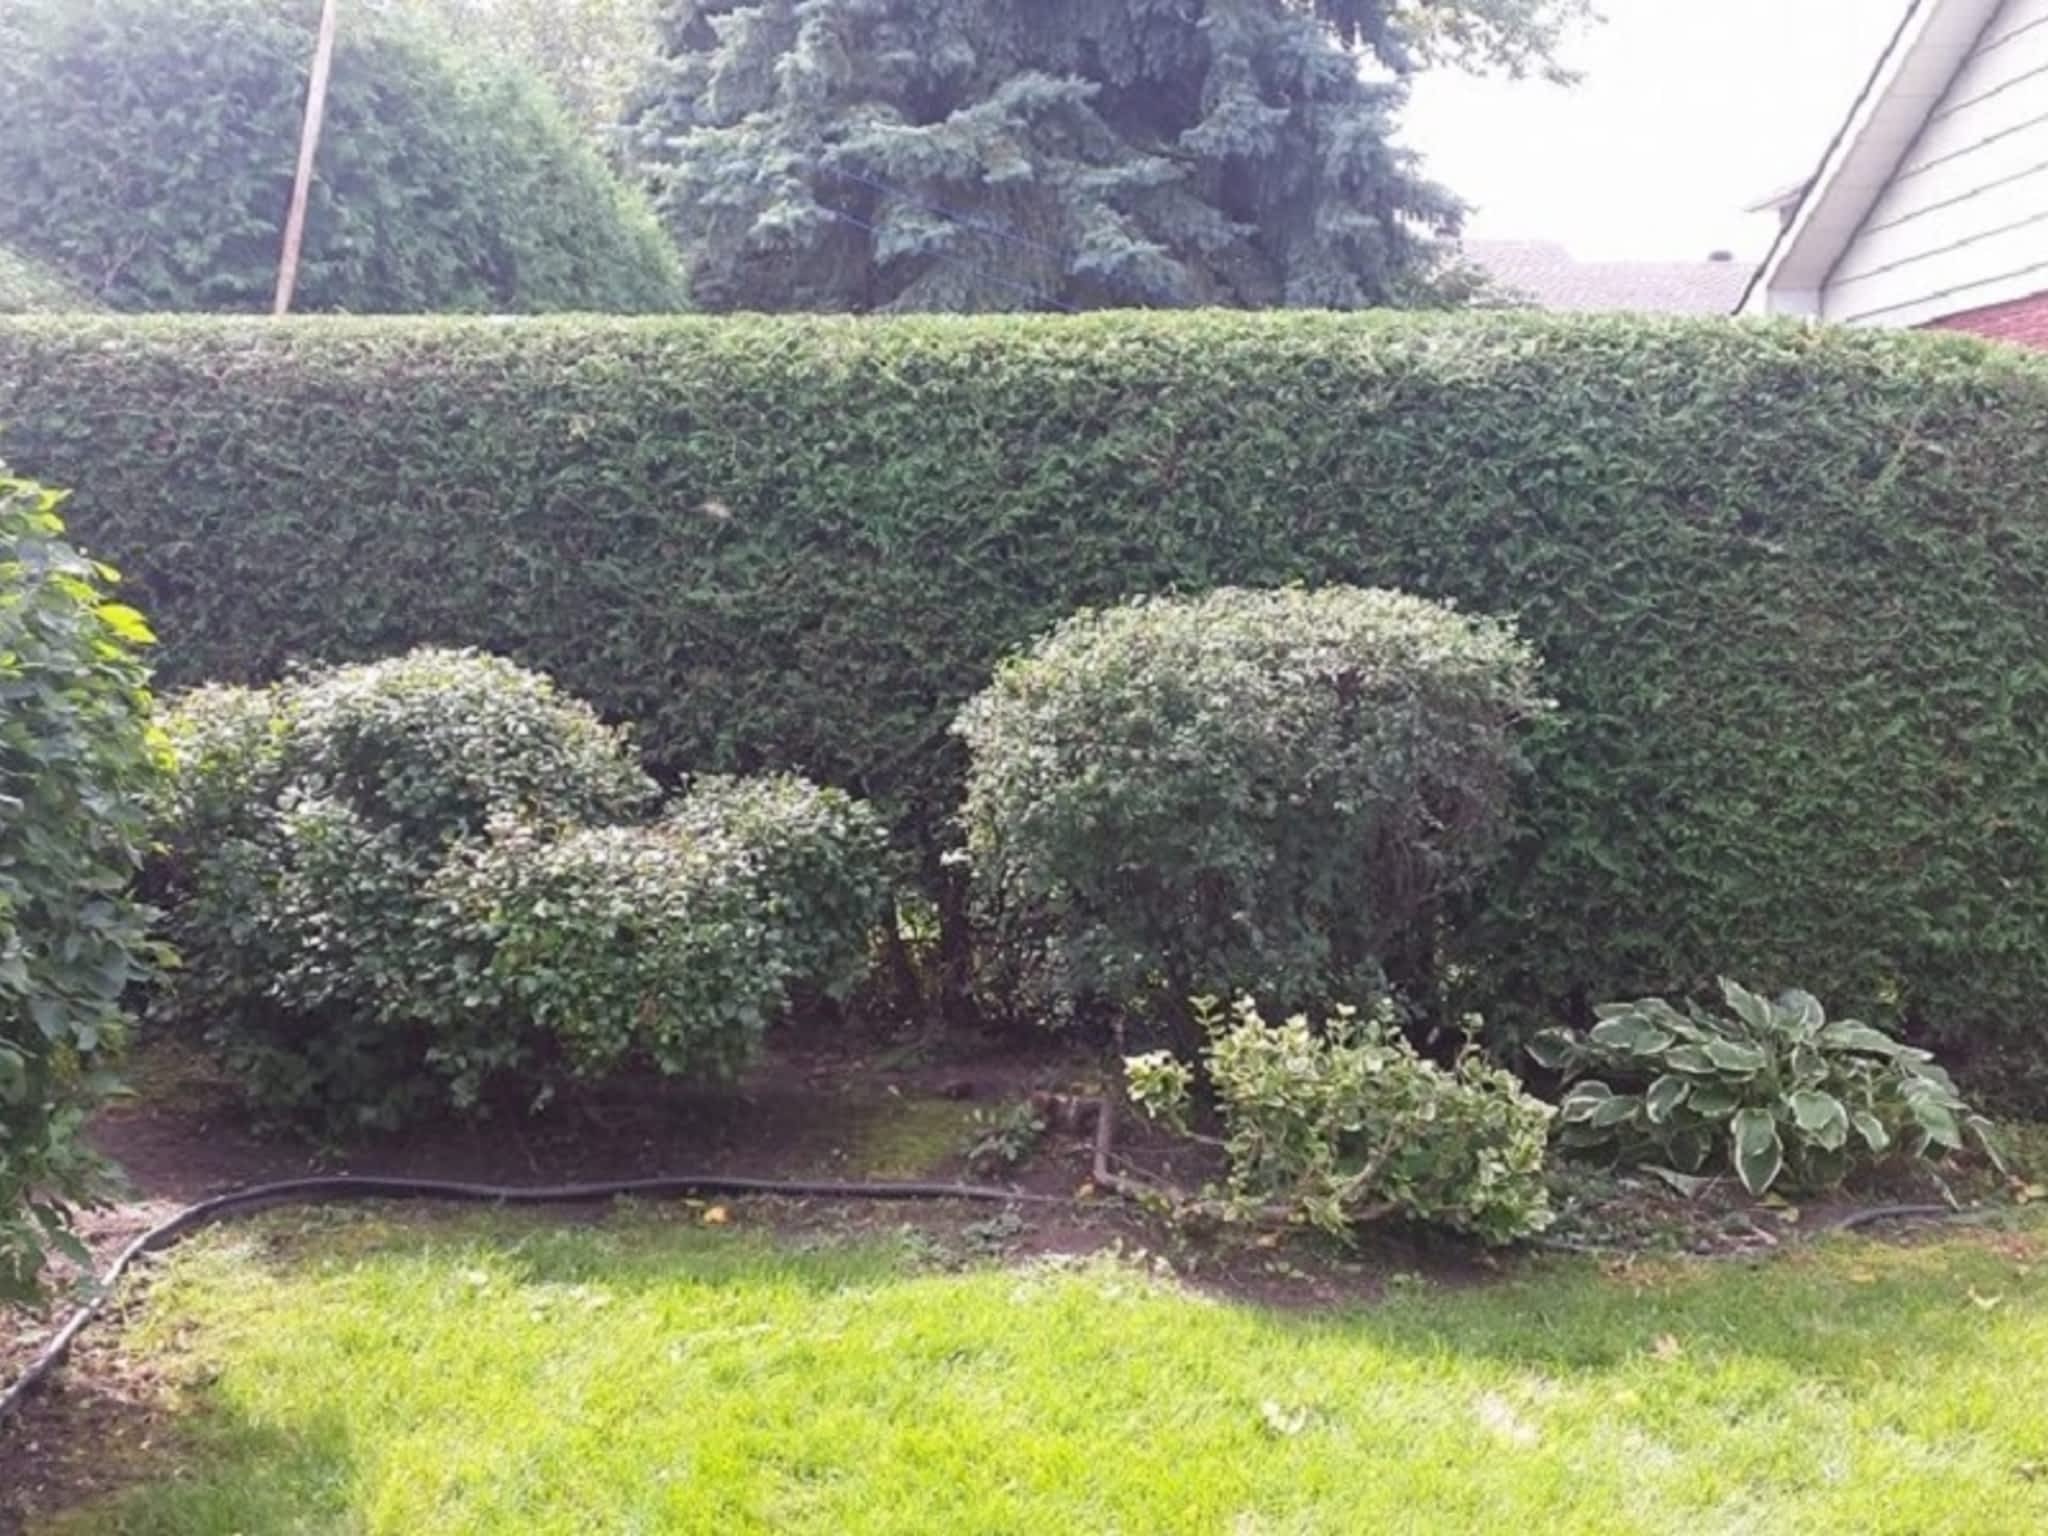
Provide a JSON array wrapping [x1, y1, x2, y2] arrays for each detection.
[[626, 0, 1584, 312]]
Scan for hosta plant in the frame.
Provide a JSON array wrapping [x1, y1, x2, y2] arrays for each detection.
[[1530, 980, 2001, 1197], [1127, 997, 1554, 1246]]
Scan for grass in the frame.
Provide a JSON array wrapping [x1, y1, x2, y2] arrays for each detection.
[[39, 1207, 2048, 1535]]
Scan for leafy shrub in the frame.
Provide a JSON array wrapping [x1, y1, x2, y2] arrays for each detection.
[[955, 586, 1546, 1027], [1127, 998, 1553, 1245], [1531, 980, 2003, 1197], [7, 313, 2048, 1102], [153, 650, 888, 1126], [661, 775, 897, 1002], [423, 782, 892, 1107], [279, 648, 659, 843], [0, 0, 683, 313], [153, 650, 657, 1125], [421, 818, 788, 1104], [0, 468, 167, 1300]]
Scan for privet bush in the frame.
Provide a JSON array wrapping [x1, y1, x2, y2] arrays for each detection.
[[1532, 981, 2002, 1197], [0, 469, 167, 1300], [0, 0, 684, 314], [425, 788, 889, 1105], [661, 776, 896, 1001], [1127, 998, 1553, 1245], [8, 314, 2048, 1102], [153, 650, 884, 1128], [955, 587, 1546, 1028], [154, 651, 659, 1123]]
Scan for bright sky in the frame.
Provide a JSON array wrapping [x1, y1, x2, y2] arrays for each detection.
[[1403, 0, 1912, 260]]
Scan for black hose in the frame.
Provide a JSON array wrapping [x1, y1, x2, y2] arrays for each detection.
[[1825, 1202, 1974, 1232], [0, 1171, 1059, 1427], [2, 1161, 1998, 1427]]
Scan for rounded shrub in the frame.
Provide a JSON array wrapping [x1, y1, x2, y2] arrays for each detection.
[[0, 0, 685, 314], [426, 818, 782, 1098], [153, 649, 888, 1128], [954, 586, 1548, 1028], [661, 775, 897, 1002], [0, 467, 167, 1300], [420, 778, 891, 1107], [280, 648, 659, 843], [154, 649, 658, 1124]]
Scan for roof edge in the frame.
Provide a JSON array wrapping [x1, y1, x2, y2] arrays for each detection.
[[1738, 0, 1993, 314]]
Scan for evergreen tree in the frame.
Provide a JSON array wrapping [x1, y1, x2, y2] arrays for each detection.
[[625, 0, 1583, 313]]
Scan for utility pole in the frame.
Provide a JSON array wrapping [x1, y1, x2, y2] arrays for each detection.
[[274, 0, 341, 316]]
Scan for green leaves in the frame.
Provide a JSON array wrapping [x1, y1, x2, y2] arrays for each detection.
[[1644, 1075, 1690, 1124], [153, 651, 892, 1130], [1729, 1109, 1783, 1197], [628, 0, 1465, 313], [1133, 996, 1553, 1246], [0, 0, 683, 316], [954, 586, 1547, 1024], [1589, 1015, 1673, 1055], [3, 311, 2046, 1110], [1542, 981, 1998, 1199], [1820, 1021, 1913, 1057], [1703, 1039, 1768, 1075], [1, 466, 163, 1303], [1787, 1089, 1847, 1151]]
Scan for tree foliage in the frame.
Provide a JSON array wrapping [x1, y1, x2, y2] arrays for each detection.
[[0, 0, 684, 313], [0, 245, 96, 316], [0, 467, 167, 1302], [625, 0, 1543, 312], [380, 0, 663, 144]]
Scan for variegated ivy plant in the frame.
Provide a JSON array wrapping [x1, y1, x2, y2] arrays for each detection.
[[1528, 980, 2002, 1197]]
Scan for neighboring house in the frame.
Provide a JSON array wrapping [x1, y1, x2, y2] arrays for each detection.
[[1742, 0, 2048, 346], [1466, 239, 1751, 315]]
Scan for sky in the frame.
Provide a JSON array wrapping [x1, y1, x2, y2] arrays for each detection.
[[1403, 0, 1912, 260]]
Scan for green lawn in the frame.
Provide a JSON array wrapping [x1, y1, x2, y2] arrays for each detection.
[[41, 1207, 2048, 1535]]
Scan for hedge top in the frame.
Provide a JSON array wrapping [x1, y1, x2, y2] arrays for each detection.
[[4, 308, 2048, 1101]]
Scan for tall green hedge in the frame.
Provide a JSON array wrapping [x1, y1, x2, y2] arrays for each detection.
[[0, 0, 684, 315], [3, 312, 2047, 1101]]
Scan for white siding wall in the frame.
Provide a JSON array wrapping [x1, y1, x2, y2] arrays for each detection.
[[1825, 0, 2048, 326]]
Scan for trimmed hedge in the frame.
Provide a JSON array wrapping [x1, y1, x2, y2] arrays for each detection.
[[3, 312, 2048, 1101]]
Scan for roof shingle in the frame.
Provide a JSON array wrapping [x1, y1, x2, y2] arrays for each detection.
[[1466, 239, 1750, 315]]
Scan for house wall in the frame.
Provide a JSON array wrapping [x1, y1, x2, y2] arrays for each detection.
[[1824, 0, 2048, 328], [1924, 285, 2048, 344]]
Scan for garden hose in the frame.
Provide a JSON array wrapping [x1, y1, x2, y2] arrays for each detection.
[[0, 1171, 1062, 1427], [0, 1133, 1996, 1428]]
